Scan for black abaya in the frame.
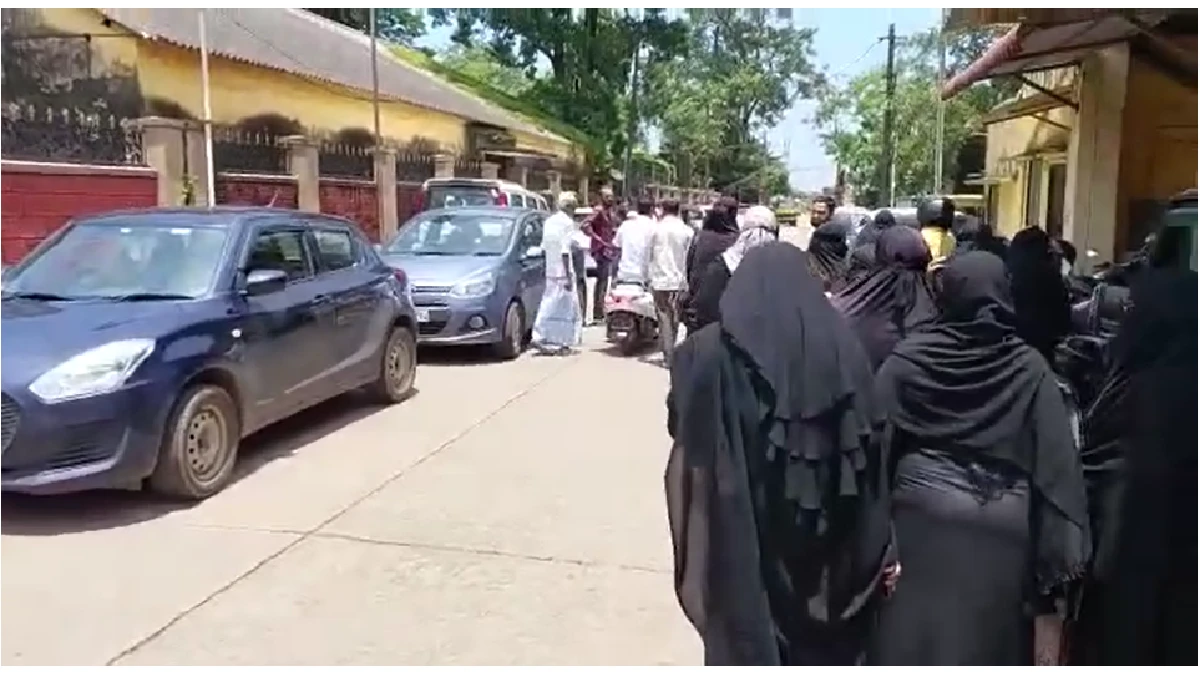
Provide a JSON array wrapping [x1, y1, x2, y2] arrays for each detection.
[[681, 210, 738, 330], [1072, 267, 1198, 665], [665, 243, 892, 666], [808, 220, 850, 292], [870, 252, 1090, 666], [832, 227, 936, 370], [1007, 227, 1071, 360]]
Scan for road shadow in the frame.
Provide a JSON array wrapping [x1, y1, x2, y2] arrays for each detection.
[[0, 389, 403, 537]]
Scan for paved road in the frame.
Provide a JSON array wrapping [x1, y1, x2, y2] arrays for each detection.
[[1, 328, 698, 665]]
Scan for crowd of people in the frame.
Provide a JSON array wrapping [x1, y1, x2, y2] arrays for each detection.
[[664, 196, 1197, 665]]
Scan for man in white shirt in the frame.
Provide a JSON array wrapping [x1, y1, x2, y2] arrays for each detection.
[[612, 197, 656, 285], [647, 198, 694, 362], [531, 192, 583, 354]]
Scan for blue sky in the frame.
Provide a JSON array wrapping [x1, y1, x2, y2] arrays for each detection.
[[416, 8, 941, 192]]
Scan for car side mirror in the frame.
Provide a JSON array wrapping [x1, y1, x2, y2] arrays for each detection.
[[524, 245, 543, 259], [242, 268, 288, 296]]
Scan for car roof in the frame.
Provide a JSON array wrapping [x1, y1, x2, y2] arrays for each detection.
[[423, 177, 530, 191], [71, 206, 356, 228], [414, 206, 526, 218]]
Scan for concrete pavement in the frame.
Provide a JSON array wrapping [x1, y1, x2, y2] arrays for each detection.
[[1, 329, 698, 665]]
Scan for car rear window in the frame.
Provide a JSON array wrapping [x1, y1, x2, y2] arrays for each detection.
[[427, 185, 496, 209]]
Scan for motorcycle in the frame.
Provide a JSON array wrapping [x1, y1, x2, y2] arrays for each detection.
[[603, 281, 659, 356]]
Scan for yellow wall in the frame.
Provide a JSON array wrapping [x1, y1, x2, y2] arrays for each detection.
[[1116, 47, 1198, 252], [135, 40, 469, 151], [24, 8, 575, 160]]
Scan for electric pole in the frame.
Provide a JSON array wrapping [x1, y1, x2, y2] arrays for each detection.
[[934, 8, 947, 195], [878, 23, 897, 207], [623, 11, 642, 201]]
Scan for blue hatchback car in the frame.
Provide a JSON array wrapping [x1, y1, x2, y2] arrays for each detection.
[[1, 207, 417, 499], [379, 207, 547, 359]]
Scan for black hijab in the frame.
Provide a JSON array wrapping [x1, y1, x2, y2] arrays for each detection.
[[875, 251, 1090, 594], [845, 244, 878, 284], [666, 242, 891, 666], [1007, 227, 1071, 359], [1074, 267, 1197, 665], [686, 205, 740, 301], [853, 209, 896, 249], [808, 220, 850, 292], [832, 226, 936, 370]]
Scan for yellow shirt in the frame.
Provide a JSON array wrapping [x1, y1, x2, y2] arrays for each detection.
[[921, 227, 957, 268]]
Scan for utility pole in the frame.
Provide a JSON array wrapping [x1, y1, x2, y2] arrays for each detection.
[[934, 8, 947, 195], [369, 8, 382, 149], [623, 10, 642, 202], [879, 23, 897, 207]]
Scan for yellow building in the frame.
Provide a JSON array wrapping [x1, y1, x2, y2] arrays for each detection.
[[945, 9, 1197, 266], [2, 8, 578, 163]]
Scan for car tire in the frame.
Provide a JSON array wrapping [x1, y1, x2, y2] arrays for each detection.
[[148, 384, 240, 501], [368, 324, 417, 404], [492, 300, 525, 361]]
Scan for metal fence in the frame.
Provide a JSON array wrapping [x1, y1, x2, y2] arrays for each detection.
[[0, 103, 144, 165], [318, 140, 373, 179], [211, 125, 287, 175], [395, 152, 435, 183]]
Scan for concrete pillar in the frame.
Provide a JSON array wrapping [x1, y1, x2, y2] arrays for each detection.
[[482, 162, 500, 180], [547, 170, 562, 198], [506, 164, 528, 187], [127, 117, 189, 206], [1065, 44, 1129, 270], [183, 124, 210, 206], [434, 154, 455, 179], [578, 176, 590, 205], [280, 135, 320, 212], [374, 146, 398, 240]]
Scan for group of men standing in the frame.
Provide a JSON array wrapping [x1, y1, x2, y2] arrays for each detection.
[[531, 187, 696, 361]]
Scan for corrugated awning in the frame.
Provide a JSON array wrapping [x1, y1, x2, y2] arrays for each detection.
[[941, 12, 1170, 99], [946, 9, 1116, 31], [980, 86, 1076, 126]]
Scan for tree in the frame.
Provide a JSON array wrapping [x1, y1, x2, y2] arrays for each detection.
[[428, 9, 688, 174], [306, 8, 425, 44], [812, 26, 1015, 201], [643, 9, 821, 193], [436, 44, 532, 96]]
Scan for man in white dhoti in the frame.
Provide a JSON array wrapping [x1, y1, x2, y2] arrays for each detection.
[[531, 191, 584, 355]]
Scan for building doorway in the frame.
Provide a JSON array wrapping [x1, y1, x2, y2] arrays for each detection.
[[1046, 162, 1068, 239]]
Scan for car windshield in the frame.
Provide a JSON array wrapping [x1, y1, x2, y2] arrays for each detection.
[[384, 213, 516, 257], [427, 185, 496, 209], [3, 221, 228, 301]]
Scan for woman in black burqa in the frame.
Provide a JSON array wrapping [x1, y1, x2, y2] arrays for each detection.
[[807, 218, 850, 292], [1007, 227, 1071, 360], [681, 198, 739, 331], [853, 208, 897, 249], [1070, 267, 1197, 665], [869, 251, 1091, 665], [832, 226, 937, 370], [665, 243, 895, 666]]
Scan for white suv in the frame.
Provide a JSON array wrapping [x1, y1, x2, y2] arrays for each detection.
[[420, 178, 549, 212]]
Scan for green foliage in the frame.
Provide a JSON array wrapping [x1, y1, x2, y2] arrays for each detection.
[[436, 44, 532, 96], [428, 9, 688, 174], [643, 9, 820, 193], [306, 8, 426, 44], [389, 45, 593, 152], [813, 26, 1016, 200]]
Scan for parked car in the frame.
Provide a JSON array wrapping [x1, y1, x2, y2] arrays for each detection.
[[419, 177, 549, 213], [0, 207, 417, 499], [378, 207, 546, 359]]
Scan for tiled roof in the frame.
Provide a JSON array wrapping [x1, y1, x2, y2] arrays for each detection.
[[99, 8, 563, 142]]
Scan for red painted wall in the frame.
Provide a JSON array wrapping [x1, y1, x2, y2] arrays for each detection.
[[1, 160, 158, 264], [397, 182, 422, 227], [320, 178, 379, 242], [216, 174, 299, 210]]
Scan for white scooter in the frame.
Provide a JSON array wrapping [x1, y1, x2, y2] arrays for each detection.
[[603, 280, 659, 356]]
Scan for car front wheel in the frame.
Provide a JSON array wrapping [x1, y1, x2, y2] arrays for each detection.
[[368, 324, 417, 403], [492, 300, 525, 360], [149, 384, 240, 500]]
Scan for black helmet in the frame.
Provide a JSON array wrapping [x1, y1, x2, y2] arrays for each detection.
[[917, 197, 956, 229]]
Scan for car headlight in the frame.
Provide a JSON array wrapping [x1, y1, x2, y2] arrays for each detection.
[[450, 271, 496, 298], [29, 339, 156, 403]]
